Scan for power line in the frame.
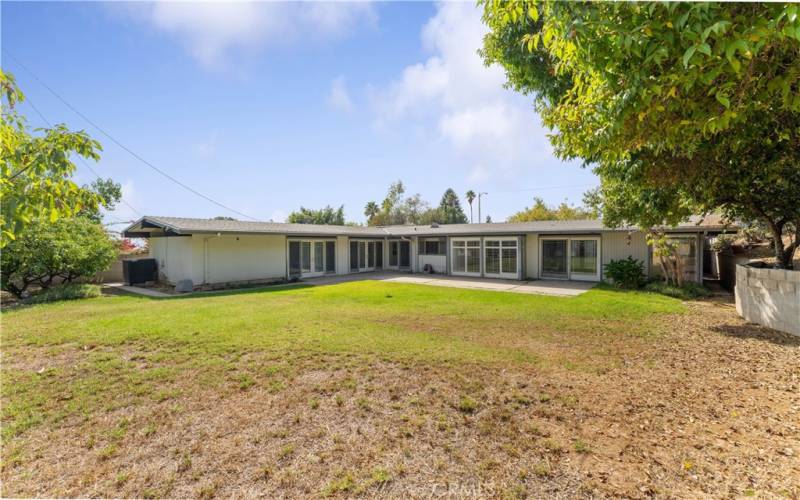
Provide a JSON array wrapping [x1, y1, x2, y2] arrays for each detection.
[[21, 93, 143, 218], [4, 49, 258, 221]]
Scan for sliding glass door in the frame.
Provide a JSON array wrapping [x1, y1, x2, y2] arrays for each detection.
[[540, 237, 600, 281], [451, 238, 481, 276], [387, 241, 410, 269], [290, 239, 335, 278], [350, 240, 384, 272], [484, 238, 518, 279]]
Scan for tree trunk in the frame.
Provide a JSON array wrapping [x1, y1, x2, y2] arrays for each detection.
[[765, 219, 793, 269]]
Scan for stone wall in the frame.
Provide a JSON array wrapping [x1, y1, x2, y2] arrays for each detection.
[[735, 265, 800, 336]]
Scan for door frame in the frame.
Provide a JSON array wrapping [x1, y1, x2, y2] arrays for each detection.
[[387, 240, 411, 270], [349, 239, 383, 273], [539, 236, 601, 282], [450, 237, 482, 277], [483, 237, 519, 279], [287, 238, 336, 278]]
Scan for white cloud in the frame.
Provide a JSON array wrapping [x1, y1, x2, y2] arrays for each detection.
[[372, 2, 552, 181], [327, 76, 354, 113], [123, 1, 376, 69]]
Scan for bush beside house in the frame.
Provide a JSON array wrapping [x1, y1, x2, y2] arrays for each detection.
[[1, 217, 117, 299]]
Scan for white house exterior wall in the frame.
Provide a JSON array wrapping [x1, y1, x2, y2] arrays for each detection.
[[196, 234, 286, 285], [150, 236, 193, 285], [525, 234, 539, 280], [601, 231, 649, 279]]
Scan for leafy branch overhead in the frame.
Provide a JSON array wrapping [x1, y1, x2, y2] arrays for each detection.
[[481, 2, 800, 268], [1, 69, 105, 247]]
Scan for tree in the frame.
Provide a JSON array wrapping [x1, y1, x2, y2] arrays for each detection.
[[80, 178, 122, 223], [481, 2, 800, 267], [287, 205, 345, 225], [1, 217, 118, 298], [437, 188, 468, 224], [363, 201, 379, 224], [485, 215, 492, 223], [507, 197, 596, 223], [465, 190, 477, 223], [1, 69, 104, 247], [366, 180, 433, 226]]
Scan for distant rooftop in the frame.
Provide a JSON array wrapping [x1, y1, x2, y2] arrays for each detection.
[[123, 215, 729, 238]]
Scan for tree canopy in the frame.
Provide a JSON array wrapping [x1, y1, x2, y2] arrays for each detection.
[[507, 197, 597, 223], [437, 188, 468, 224], [365, 182, 471, 226], [287, 205, 346, 225], [1, 69, 104, 247], [482, 2, 800, 267]]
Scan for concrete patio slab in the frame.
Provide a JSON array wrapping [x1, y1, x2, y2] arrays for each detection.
[[104, 283, 172, 298], [301, 272, 594, 297]]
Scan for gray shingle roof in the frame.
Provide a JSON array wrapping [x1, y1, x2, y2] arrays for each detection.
[[123, 214, 729, 238]]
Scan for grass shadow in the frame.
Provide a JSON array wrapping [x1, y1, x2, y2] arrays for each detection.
[[711, 323, 800, 347], [104, 283, 314, 301]]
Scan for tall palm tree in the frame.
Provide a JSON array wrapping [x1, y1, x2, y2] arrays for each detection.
[[364, 201, 379, 225], [465, 190, 476, 223]]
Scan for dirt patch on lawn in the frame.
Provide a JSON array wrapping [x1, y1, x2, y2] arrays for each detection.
[[2, 297, 799, 498]]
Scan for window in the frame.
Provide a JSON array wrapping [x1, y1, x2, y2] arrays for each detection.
[[314, 242, 324, 273], [485, 238, 517, 277], [389, 242, 398, 266], [419, 238, 445, 255], [325, 241, 335, 273], [301, 241, 311, 272], [570, 240, 597, 274]]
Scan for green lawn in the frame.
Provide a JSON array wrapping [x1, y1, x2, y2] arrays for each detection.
[[1, 281, 687, 497]]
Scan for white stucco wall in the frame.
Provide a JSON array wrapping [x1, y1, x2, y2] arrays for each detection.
[[525, 234, 539, 279], [419, 255, 446, 273], [336, 236, 349, 275], [150, 236, 193, 284], [193, 234, 286, 285]]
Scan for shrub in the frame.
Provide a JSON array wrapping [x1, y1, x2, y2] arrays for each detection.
[[1, 217, 117, 298], [26, 283, 101, 304], [603, 257, 645, 289], [709, 233, 737, 253], [644, 281, 711, 300]]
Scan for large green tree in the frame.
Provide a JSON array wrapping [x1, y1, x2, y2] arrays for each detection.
[[287, 205, 346, 225], [507, 197, 596, 223], [437, 188, 468, 224], [1, 70, 104, 247], [482, 2, 800, 267]]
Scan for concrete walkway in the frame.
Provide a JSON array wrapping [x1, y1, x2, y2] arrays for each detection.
[[303, 272, 594, 297], [104, 283, 172, 298]]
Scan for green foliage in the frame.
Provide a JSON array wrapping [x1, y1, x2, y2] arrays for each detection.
[[365, 180, 436, 226], [644, 281, 711, 300], [709, 234, 737, 253], [481, 2, 800, 268], [437, 188, 468, 224], [603, 257, 646, 289], [507, 197, 596, 222], [287, 205, 345, 225], [25, 283, 101, 304], [80, 178, 122, 223], [1, 217, 118, 298], [1, 69, 104, 247], [465, 190, 477, 223]]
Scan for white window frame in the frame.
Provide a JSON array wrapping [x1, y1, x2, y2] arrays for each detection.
[[539, 236, 601, 282], [483, 237, 519, 279], [288, 238, 336, 278], [450, 237, 482, 277]]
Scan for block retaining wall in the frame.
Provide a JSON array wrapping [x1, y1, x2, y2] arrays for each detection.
[[735, 264, 800, 336]]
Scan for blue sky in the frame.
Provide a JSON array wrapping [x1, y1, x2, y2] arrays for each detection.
[[2, 1, 598, 225]]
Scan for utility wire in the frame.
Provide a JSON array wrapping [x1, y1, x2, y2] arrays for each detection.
[[4, 49, 258, 221], [21, 92, 143, 218]]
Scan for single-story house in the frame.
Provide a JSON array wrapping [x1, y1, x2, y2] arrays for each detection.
[[122, 215, 728, 288]]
